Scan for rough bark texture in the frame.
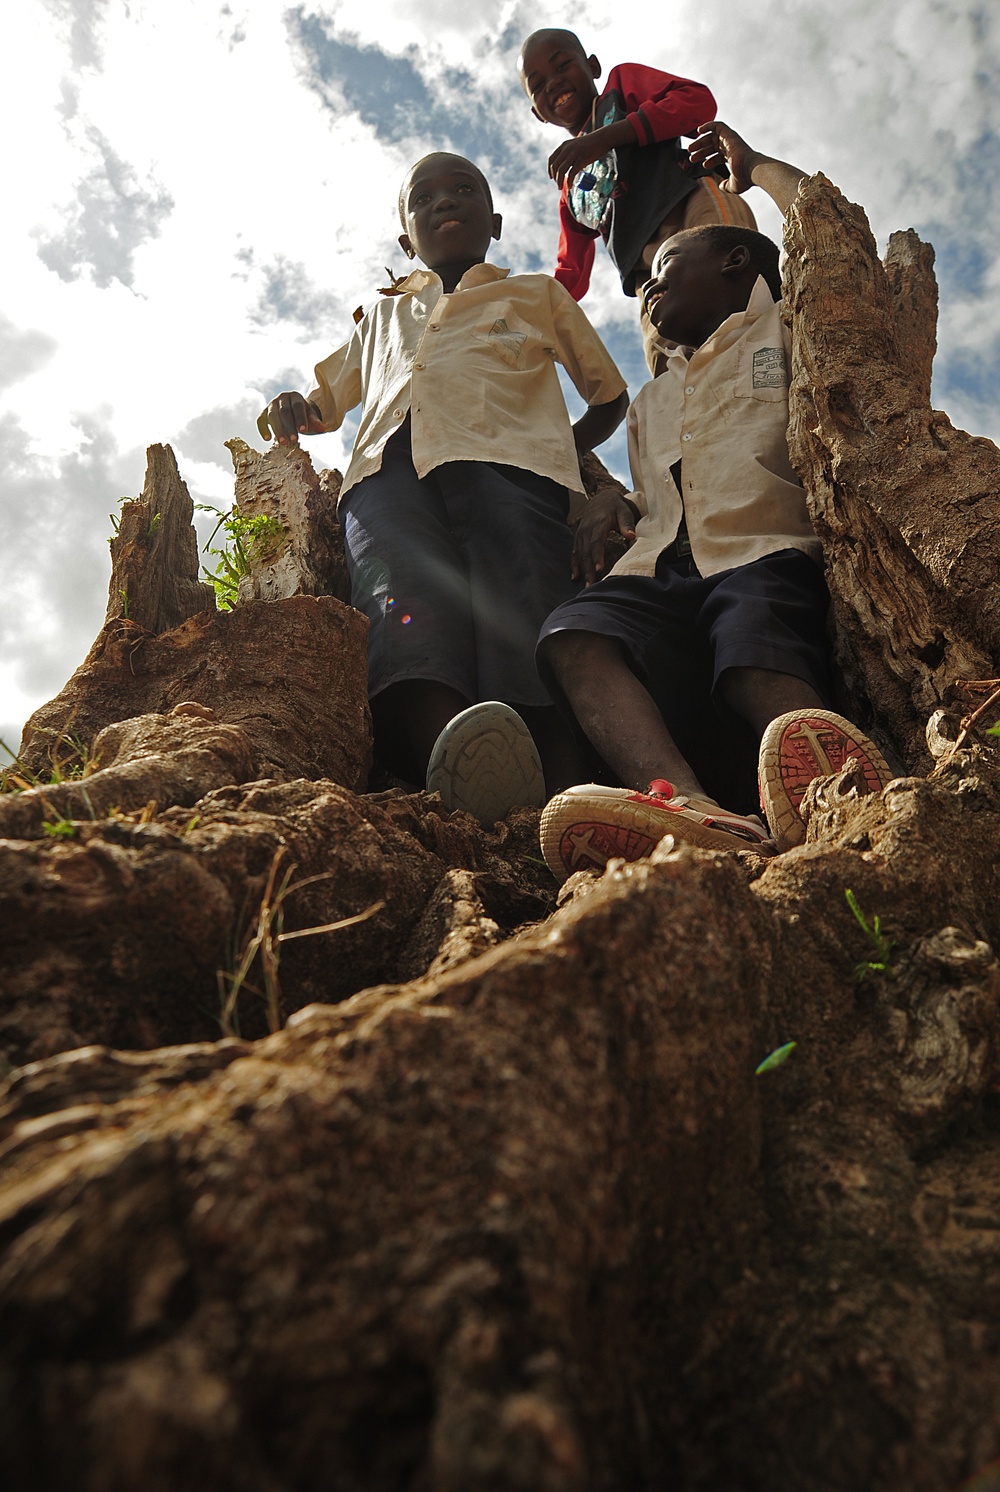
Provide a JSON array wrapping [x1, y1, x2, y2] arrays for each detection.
[[18, 596, 371, 789], [105, 443, 216, 632], [0, 773, 553, 1069], [2, 176, 1000, 1491], [226, 439, 352, 606], [784, 175, 1000, 773]]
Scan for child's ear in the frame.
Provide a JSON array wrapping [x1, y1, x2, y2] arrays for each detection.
[[398, 233, 417, 260], [491, 213, 502, 243], [531, 105, 544, 122], [722, 244, 752, 275], [588, 54, 602, 82]]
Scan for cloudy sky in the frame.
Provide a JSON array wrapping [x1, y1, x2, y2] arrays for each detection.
[[2, 0, 998, 754]]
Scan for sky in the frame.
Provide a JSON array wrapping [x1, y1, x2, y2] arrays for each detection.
[[2, 0, 998, 755]]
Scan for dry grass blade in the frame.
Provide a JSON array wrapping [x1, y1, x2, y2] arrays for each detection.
[[218, 847, 383, 1037]]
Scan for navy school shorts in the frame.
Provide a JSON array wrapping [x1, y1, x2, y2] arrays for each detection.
[[536, 545, 832, 813], [340, 419, 580, 709]]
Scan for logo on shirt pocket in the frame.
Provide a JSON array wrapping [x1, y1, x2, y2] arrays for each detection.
[[485, 316, 529, 365], [752, 347, 786, 389]]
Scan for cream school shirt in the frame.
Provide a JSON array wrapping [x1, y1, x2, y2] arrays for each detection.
[[610, 276, 822, 578], [308, 263, 626, 518]]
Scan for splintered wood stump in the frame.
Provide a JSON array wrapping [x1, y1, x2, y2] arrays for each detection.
[[226, 438, 352, 605], [784, 175, 1000, 771], [106, 444, 216, 632]]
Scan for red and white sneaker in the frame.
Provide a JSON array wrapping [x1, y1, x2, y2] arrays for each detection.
[[758, 709, 892, 851], [539, 779, 774, 883]]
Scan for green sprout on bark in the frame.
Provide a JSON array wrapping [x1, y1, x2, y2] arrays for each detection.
[[845, 887, 895, 980], [198, 504, 286, 611], [755, 1041, 797, 1075]]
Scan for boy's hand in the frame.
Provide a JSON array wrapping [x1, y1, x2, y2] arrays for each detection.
[[688, 121, 761, 194], [548, 134, 600, 189], [572, 487, 639, 586], [257, 392, 325, 446], [547, 118, 638, 189]]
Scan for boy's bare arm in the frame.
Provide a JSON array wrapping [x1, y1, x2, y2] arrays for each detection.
[[688, 121, 807, 217], [568, 388, 631, 582], [257, 391, 326, 447], [572, 389, 629, 458]]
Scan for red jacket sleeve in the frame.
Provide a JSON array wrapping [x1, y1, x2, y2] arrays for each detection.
[[606, 62, 716, 147], [553, 191, 598, 302]]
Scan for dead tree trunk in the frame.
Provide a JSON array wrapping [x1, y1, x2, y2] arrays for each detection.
[[784, 175, 1000, 770], [106, 443, 216, 632]]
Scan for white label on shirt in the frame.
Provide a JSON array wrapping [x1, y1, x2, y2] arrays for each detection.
[[752, 348, 786, 389]]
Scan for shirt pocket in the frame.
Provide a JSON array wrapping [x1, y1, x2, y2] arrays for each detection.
[[734, 337, 790, 402], [472, 310, 540, 370]]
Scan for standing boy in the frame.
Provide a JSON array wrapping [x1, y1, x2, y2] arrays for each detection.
[[258, 153, 627, 826], [517, 28, 757, 374], [536, 123, 892, 882]]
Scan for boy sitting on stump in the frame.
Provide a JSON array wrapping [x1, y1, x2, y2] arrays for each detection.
[[538, 122, 892, 882]]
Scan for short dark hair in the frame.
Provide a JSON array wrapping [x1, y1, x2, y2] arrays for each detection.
[[518, 27, 588, 70], [693, 225, 782, 301], [398, 153, 493, 226]]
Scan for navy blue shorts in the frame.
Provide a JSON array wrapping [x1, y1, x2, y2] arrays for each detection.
[[341, 420, 579, 709], [536, 546, 831, 813]]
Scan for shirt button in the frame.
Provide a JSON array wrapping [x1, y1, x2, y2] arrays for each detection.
[[413, 362, 424, 370], [682, 432, 692, 442], [685, 385, 695, 395], [428, 325, 440, 331], [393, 408, 404, 419]]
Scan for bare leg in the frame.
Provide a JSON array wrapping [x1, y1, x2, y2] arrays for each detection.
[[372, 680, 471, 785], [518, 704, 592, 796], [720, 667, 825, 738], [543, 631, 710, 798]]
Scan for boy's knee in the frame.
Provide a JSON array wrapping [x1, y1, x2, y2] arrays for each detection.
[[542, 626, 618, 683]]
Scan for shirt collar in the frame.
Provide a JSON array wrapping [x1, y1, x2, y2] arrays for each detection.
[[395, 262, 512, 294], [689, 276, 782, 363]]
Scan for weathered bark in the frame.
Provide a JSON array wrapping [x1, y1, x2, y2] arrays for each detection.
[[0, 707, 254, 840], [106, 444, 216, 632], [2, 753, 1000, 1490], [785, 175, 1000, 772], [226, 438, 352, 605], [18, 595, 372, 789], [0, 780, 553, 1068]]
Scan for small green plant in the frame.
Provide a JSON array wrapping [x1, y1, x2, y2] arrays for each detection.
[[147, 512, 162, 540], [755, 1041, 797, 1075], [198, 504, 286, 611], [41, 815, 76, 840], [1, 730, 98, 794], [108, 494, 130, 541], [218, 847, 383, 1037], [119, 586, 131, 619], [845, 887, 895, 980]]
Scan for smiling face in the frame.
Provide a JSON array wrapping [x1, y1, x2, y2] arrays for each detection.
[[641, 230, 753, 351], [398, 154, 501, 284], [518, 30, 601, 133]]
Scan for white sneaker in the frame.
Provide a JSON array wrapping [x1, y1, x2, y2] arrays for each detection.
[[540, 778, 773, 883], [426, 702, 545, 827]]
